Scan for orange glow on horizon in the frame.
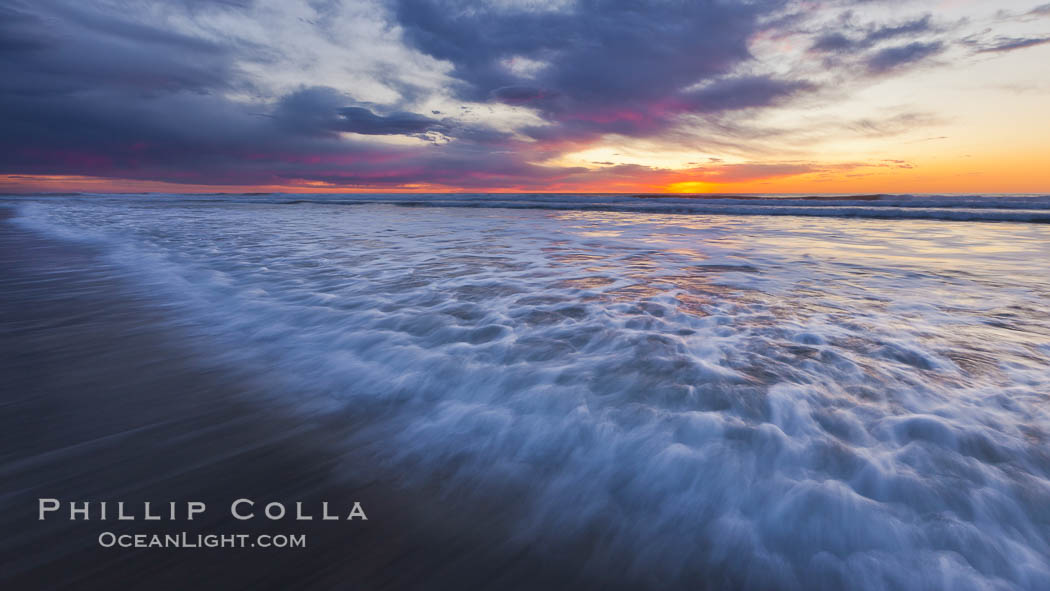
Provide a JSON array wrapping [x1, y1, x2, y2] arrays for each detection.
[[665, 181, 715, 193], [3, 153, 1049, 197]]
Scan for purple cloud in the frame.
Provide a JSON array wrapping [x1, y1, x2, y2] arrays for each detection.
[[865, 41, 944, 73], [0, 0, 999, 190], [394, 0, 812, 138]]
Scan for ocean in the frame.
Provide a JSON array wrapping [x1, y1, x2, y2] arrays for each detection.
[[3, 193, 1050, 590]]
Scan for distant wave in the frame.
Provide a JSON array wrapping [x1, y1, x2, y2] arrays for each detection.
[[6, 193, 1050, 222], [273, 194, 1050, 222]]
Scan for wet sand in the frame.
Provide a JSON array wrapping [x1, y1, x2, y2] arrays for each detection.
[[0, 211, 643, 590]]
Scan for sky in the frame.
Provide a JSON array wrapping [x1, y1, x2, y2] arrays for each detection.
[[1, 0, 1049, 194]]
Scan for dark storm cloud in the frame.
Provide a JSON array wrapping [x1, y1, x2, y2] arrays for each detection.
[[0, 0, 974, 190], [271, 86, 354, 136], [0, 0, 286, 184], [0, 5, 405, 185], [0, 78, 516, 186], [272, 86, 444, 137], [337, 107, 444, 135], [2, 0, 830, 190], [0, 1, 237, 97], [0, 4, 49, 53], [394, 0, 810, 137], [270, 86, 515, 145], [491, 86, 551, 104], [0, 1, 508, 187]]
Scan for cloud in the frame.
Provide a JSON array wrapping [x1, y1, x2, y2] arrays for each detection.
[[804, 13, 952, 81], [394, 0, 811, 138], [336, 107, 443, 135], [0, 1, 511, 189], [811, 33, 857, 53], [0, 1, 241, 98], [272, 86, 448, 137], [810, 15, 936, 54], [996, 3, 1050, 21], [865, 41, 944, 73], [684, 76, 815, 113], [865, 15, 935, 43], [974, 36, 1050, 53], [689, 162, 820, 183], [847, 112, 945, 137], [0, 0, 1026, 191], [490, 85, 550, 104]]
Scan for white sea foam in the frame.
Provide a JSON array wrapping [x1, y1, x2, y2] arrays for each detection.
[[9, 196, 1050, 590]]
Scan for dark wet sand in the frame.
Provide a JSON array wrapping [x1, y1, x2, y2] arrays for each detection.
[[0, 211, 651, 590]]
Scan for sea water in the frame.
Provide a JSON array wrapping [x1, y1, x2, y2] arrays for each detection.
[[6, 193, 1050, 590]]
